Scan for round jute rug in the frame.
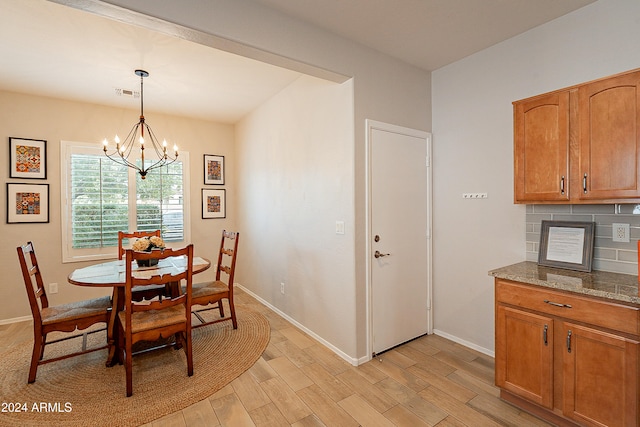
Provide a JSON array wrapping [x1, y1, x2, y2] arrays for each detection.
[[0, 305, 269, 427]]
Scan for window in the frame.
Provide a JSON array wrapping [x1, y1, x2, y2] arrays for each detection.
[[61, 141, 190, 262]]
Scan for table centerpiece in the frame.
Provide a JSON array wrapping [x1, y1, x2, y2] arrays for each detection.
[[132, 236, 165, 267]]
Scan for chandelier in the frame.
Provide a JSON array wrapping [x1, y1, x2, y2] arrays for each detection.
[[102, 69, 178, 179]]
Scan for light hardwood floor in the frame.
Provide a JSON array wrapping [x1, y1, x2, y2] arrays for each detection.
[[0, 288, 552, 426]]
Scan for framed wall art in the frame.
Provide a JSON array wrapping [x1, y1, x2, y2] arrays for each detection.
[[7, 183, 49, 224], [204, 154, 225, 185], [9, 137, 47, 179], [202, 188, 226, 219], [538, 220, 595, 272]]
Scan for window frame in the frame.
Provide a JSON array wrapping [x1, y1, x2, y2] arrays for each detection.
[[60, 140, 190, 263]]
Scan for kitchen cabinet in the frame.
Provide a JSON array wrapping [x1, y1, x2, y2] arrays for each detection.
[[562, 322, 638, 427], [513, 68, 640, 203], [514, 91, 570, 202], [495, 305, 553, 408], [495, 278, 639, 427]]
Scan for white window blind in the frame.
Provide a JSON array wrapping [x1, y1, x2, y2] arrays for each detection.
[[71, 154, 129, 249], [61, 141, 189, 262]]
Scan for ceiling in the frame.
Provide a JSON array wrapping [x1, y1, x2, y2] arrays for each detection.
[[0, 0, 596, 123]]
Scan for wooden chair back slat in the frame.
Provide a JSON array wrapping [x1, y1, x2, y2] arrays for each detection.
[[117, 230, 161, 260], [17, 242, 46, 322], [124, 246, 193, 315], [215, 231, 239, 284]]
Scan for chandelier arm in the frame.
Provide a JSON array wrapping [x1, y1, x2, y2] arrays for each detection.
[[143, 123, 171, 160], [142, 156, 178, 175], [120, 123, 142, 159], [103, 151, 142, 171]]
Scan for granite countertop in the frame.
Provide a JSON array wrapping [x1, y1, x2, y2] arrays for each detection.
[[489, 261, 640, 305]]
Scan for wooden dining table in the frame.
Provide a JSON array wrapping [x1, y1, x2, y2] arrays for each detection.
[[68, 255, 211, 366]]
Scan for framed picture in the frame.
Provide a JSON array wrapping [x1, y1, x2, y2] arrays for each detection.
[[538, 220, 595, 272], [204, 154, 224, 185], [7, 183, 49, 223], [9, 137, 47, 179], [202, 188, 226, 219]]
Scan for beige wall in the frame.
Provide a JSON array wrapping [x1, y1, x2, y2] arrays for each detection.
[[236, 76, 356, 360], [1, 90, 235, 320], [431, 0, 640, 354]]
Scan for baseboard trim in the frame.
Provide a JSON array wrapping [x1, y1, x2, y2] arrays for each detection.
[[433, 328, 494, 358], [0, 315, 32, 326], [236, 284, 359, 366]]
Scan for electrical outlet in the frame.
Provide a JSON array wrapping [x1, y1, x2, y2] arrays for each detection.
[[280, 282, 285, 294], [49, 283, 58, 294], [612, 223, 630, 243]]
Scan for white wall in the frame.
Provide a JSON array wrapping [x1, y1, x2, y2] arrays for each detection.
[[432, 0, 640, 354], [235, 76, 356, 359]]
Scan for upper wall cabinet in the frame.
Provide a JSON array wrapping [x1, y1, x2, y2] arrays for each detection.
[[514, 91, 570, 202], [514, 69, 640, 204]]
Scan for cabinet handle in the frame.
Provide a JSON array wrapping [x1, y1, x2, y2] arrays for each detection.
[[544, 300, 572, 309], [566, 330, 572, 353], [560, 176, 565, 194], [543, 324, 548, 346], [583, 173, 588, 193]]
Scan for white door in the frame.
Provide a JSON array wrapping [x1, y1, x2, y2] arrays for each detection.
[[368, 120, 432, 356]]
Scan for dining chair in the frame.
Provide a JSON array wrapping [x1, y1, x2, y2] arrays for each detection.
[[117, 244, 194, 397], [188, 230, 239, 329], [118, 230, 168, 300], [17, 241, 111, 384]]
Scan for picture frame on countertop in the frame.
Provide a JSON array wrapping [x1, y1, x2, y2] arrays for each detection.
[[204, 154, 224, 185], [202, 188, 226, 219], [9, 137, 47, 179], [538, 220, 595, 272], [7, 183, 49, 224]]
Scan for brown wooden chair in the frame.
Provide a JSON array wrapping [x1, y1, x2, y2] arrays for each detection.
[[118, 230, 167, 300], [117, 244, 194, 397], [188, 230, 239, 329], [17, 241, 111, 384]]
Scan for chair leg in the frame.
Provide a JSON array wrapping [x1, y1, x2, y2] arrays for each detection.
[[125, 339, 133, 397], [28, 333, 43, 383], [228, 298, 238, 330], [218, 301, 225, 317], [39, 333, 47, 360], [185, 331, 193, 377]]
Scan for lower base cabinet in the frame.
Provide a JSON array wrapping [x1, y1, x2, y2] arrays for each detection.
[[495, 279, 640, 427], [562, 323, 638, 427]]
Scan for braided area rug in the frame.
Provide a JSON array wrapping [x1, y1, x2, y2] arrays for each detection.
[[0, 305, 269, 426]]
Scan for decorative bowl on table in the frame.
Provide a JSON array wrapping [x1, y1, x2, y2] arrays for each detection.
[[132, 236, 165, 267]]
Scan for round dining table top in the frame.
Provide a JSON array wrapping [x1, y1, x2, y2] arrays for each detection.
[[68, 256, 211, 287]]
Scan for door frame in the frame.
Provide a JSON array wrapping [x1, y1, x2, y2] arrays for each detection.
[[365, 119, 433, 360]]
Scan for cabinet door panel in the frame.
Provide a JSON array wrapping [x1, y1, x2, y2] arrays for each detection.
[[562, 322, 639, 427], [579, 72, 640, 199], [514, 91, 570, 202], [496, 305, 554, 408]]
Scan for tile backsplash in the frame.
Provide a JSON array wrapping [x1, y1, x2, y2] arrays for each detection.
[[526, 204, 640, 276]]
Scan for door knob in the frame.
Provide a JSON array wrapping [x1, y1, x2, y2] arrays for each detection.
[[374, 250, 390, 258]]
